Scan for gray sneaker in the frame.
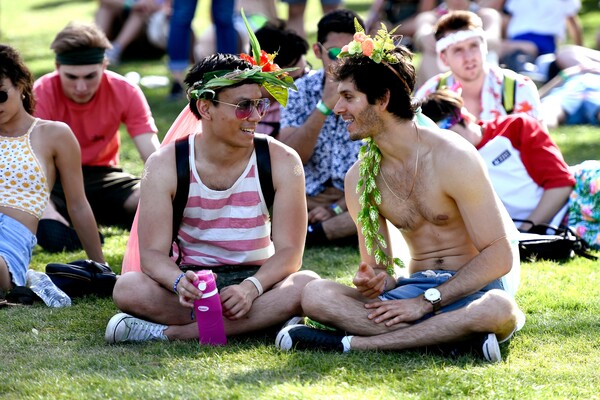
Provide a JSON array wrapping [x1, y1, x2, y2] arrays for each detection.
[[105, 313, 168, 344]]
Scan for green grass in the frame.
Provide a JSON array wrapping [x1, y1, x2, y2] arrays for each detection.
[[1, 1, 600, 399]]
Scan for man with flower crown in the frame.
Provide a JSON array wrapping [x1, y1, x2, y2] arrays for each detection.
[[276, 20, 524, 362], [105, 20, 319, 344]]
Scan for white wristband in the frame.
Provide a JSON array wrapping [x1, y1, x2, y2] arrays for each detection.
[[244, 276, 263, 296]]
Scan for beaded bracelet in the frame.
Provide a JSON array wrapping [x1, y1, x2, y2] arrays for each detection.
[[316, 100, 333, 116], [173, 272, 185, 294]]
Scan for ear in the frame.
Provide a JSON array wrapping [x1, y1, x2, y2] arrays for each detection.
[[313, 43, 323, 60], [197, 99, 212, 120], [439, 51, 449, 67], [378, 89, 391, 111]]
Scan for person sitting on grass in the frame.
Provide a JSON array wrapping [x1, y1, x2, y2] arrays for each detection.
[[275, 22, 524, 363], [0, 44, 105, 292], [105, 45, 319, 343], [33, 22, 160, 253]]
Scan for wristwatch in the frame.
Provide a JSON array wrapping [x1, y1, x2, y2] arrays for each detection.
[[423, 288, 442, 314]]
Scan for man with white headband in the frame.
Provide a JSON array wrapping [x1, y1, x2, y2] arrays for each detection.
[[415, 10, 542, 123]]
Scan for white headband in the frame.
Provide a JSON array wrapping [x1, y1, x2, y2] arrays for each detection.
[[435, 28, 486, 54]]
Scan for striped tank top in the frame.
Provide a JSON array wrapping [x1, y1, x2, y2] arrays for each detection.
[[0, 118, 49, 219], [175, 134, 274, 267]]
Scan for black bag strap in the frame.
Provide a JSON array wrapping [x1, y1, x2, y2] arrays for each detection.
[[170, 135, 274, 263], [170, 136, 190, 262], [254, 135, 274, 211]]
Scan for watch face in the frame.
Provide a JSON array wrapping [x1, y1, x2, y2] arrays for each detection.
[[424, 288, 441, 302]]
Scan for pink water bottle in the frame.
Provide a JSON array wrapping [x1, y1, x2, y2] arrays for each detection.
[[192, 270, 227, 346]]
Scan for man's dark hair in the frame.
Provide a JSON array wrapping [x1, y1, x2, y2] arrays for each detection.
[[419, 89, 465, 126], [0, 44, 36, 114], [331, 46, 416, 120], [253, 20, 309, 68], [184, 53, 254, 120], [317, 9, 364, 45]]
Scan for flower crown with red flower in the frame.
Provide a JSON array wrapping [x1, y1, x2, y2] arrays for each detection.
[[188, 10, 297, 106]]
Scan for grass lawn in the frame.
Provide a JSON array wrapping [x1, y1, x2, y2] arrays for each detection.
[[1, 1, 600, 399]]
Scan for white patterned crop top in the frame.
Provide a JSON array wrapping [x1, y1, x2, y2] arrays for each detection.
[[0, 118, 49, 219]]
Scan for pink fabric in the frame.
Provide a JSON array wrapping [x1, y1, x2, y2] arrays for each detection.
[[121, 106, 201, 274]]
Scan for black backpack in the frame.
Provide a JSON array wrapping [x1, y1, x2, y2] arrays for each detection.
[[170, 135, 274, 263]]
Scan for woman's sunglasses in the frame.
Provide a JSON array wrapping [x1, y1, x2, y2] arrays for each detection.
[[0, 88, 12, 103], [319, 43, 342, 61], [212, 98, 270, 120]]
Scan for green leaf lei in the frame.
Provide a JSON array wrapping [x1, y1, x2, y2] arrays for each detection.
[[341, 19, 405, 275]]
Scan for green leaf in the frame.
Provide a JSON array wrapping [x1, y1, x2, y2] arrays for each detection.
[[241, 9, 261, 65]]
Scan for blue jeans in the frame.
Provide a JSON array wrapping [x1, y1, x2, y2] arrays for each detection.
[[167, 0, 236, 73]]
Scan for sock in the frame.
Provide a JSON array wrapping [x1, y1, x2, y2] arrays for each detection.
[[342, 335, 353, 353]]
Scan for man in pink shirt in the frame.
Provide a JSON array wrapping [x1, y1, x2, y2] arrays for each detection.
[[33, 22, 160, 252]]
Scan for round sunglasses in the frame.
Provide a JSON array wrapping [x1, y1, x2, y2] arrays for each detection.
[[0, 87, 13, 103], [212, 98, 270, 120], [318, 43, 342, 61]]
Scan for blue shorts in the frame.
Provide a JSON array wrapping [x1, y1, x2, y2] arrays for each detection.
[[544, 73, 600, 126], [0, 213, 37, 287], [282, 0, 341, 5], [379, 270, 504, 322]]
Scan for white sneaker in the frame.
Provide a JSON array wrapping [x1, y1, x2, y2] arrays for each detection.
[[105, 313, 168, 344]]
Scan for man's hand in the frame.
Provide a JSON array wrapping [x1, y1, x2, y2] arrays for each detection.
[[364, 296, 428, 327], [321, 73, 340, 110], [175, 270, 203, 308], [353, 262, 388, 299], [308, 205, 335, 224], [219, 281, 258, 320]]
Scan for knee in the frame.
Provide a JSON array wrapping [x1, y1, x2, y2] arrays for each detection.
[[471, 290, 521, 334], [112, 272, 144, 311], [301, 279, 337, 315]]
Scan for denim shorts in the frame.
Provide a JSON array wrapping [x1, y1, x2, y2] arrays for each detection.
[[379, 270, 504, 322], [0, 213, 37, 287]]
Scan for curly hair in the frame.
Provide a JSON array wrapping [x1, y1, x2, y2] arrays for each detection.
[[330, 46, 416, 120]]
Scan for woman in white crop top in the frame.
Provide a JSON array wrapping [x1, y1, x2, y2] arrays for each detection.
[[0, 44, 105, 289]]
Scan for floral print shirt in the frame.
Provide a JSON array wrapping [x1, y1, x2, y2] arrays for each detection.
[[280, 69, 363, 196], [414, 65, 542, 122]]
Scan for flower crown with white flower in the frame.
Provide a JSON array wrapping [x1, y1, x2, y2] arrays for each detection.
[[338, 19, 406, 275], [188, 10, 297, 107]]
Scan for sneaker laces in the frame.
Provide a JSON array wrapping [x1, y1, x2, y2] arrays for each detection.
[[125, 318, 167, 341]]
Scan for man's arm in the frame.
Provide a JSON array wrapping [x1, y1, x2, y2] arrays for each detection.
[[137, 144, 198, 304], [132, 132, 160, 162], [279, 74, 340, 164], [51, 124, 105, 263], [436, 143, 516, 307]]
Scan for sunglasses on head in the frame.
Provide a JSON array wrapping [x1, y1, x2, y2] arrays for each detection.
[[212, 98, 270, 120], [319, 43, 342, 61]]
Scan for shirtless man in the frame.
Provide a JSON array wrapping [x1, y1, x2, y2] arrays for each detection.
[[275, 28, 523, 362]]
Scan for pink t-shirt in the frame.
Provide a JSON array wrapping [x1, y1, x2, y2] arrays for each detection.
[[33, 70, 157, 167]]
